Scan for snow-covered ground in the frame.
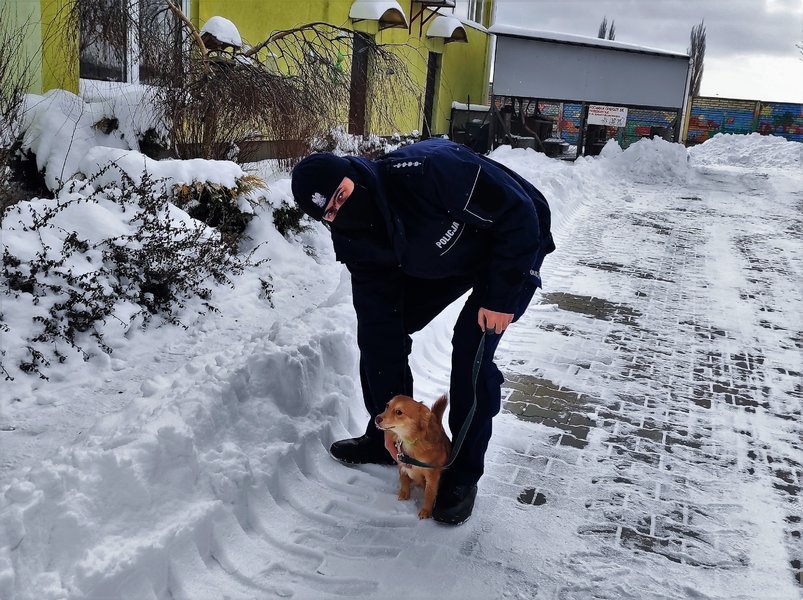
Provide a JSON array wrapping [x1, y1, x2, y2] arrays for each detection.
[[1, 133, 801, 599]]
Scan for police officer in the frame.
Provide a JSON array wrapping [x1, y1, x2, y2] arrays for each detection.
[[291, 138, 554, 524]]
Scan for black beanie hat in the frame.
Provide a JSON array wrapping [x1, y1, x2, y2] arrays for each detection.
[[291, 153, 353, 221]]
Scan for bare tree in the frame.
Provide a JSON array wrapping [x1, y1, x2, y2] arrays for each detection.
[[597, 17, 615, 41], [71, 0, 418, 165], [688, 20, 706, 97], [597, 17, 608, 39], [0, 3, 34, 212]]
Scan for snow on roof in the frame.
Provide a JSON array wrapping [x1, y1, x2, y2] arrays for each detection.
[[426, 15, 468, 42], [200, 16, 243, 49], [349, 0, 408, 28], [489, 23, 689, 59], [451, 14, 487, 34]]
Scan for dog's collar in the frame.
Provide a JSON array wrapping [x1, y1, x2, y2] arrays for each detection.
[[395, 438, 418, 465]]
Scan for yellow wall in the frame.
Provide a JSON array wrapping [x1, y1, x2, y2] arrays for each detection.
[[3, 0, 77, 94], [438, 25, 492, 132], [3, 0, 43, 93], [40, 0, 78, 93], [196, 0, 491, 136]]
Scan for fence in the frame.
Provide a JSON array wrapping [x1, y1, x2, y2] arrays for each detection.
[[685, 97, 803, 145], [452, 94, 803, 157], [497, 100, 678, 151]]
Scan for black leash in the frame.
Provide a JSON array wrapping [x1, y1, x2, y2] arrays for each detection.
[[396, 328, 494, 469]]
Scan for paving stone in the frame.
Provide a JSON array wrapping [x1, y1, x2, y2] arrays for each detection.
[[499, 179, 802, 594]]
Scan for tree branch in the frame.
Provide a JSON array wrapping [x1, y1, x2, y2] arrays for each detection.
[[164, 0, 210, 73]]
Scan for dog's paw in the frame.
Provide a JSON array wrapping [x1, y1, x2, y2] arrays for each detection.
[[398, 490, 411, 501], [418, 508, 432, 519]]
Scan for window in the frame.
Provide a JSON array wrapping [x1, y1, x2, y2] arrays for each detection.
[[79, 0, 187, 84]]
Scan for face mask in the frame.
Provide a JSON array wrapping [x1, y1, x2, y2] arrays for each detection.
[[329, 183, 383, 235]]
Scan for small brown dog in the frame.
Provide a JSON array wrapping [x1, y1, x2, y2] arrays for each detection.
[[375, 394, 452, 519]]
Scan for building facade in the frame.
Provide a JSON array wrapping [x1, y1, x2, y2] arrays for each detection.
[[10, 0, 495, 137]]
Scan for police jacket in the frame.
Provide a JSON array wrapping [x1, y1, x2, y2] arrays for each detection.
[[333, 138, 555, 316]]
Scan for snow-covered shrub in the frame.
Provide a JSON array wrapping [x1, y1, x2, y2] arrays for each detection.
[[172, 174, 263, 244], [311, 126, 420, 159], [0, 167, 261, 380], [271, 201, 311, 238]]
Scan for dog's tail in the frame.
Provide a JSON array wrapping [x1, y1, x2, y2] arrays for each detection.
[[432, 394, 448, 421]]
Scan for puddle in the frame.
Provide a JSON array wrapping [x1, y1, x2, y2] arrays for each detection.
[[503, 374, 595, 447], [540, 292, 642, 326]]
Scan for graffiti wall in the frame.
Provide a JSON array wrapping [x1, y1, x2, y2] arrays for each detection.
[[488, 94, 802, 155], [756, 102, 803, 142], [686, 97, 802, 145], [538, 103, 676, 149], [620, 109, 677, 148], [534, 101, 582, 145]]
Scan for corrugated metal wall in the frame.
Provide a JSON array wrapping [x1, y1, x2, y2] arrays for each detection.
[[687, 97, 802, 145], [756, 102, 803, 143], [533, 102, 674, 149], [488, 94, 802, 154], [686, 97, 756, 145], [535, 98, 801, 148], [620, 109, 676, 148]]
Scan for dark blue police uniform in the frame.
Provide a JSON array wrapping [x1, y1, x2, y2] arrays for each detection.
[[332, 139, 555, 485]]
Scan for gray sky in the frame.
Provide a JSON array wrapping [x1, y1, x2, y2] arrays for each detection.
[[460, 0, 803, 103]]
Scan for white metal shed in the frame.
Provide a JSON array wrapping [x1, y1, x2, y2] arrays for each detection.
[[488, 24, 692, 154]]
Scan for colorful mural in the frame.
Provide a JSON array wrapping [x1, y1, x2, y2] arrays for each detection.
[[491, 95, 802, 154], [539, 103, 674, 149], [756, 102, 802, 142], [686, 97, 803, 145], [620, 109, 676, 148]]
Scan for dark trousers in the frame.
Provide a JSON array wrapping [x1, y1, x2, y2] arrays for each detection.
[[354, 272, 531, 486]]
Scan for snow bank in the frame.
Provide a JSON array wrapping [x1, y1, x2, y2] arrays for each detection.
[[80, 147, 246, 191], [21, 90, 129, 190], [489, 137, 692, 233], [80, 81, 165, 151], [0, 320, 358, 599], [0, 172, 354, 598], [689, 132, 802, 170], [20, 90, 246, 193], [3, 133, 800, 598], [584, 136, 692, 184]]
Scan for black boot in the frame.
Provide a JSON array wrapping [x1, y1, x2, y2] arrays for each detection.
[[330, 434, 396, 465], [432, 481, 478, 525]]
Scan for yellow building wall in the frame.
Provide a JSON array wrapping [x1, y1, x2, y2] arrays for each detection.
[[40, 0, 78, 93], [2, 0, 77, 94], [437, 25, 492, 133], [2, 0, 43, 93], [195, 0, 491, 136]]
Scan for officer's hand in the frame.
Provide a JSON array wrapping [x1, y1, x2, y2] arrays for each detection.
[[478, 308, 514, 334]]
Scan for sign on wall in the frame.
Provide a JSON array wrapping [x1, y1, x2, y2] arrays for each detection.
[[588, 105, 628, 127]]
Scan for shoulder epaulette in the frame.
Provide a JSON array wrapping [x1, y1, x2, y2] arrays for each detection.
[[381, 156, 427, 175]]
